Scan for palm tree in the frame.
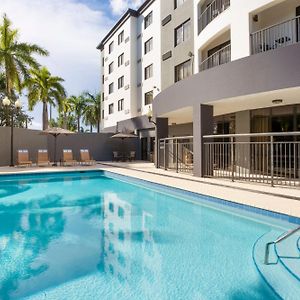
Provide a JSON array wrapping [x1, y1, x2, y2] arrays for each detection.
[[59, 97, 73, 129], [69, 95, 86, 132], [82, 92, 101, 133], [0, 14, 48, 98], [25, 67, 66, 129]]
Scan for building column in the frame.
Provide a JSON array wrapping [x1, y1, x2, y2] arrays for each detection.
[[155, 118, 168, 168], [193, 104, 214, 177]]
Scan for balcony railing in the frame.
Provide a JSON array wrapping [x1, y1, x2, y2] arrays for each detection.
[[158, 136, 193, 174], [203, 132, 300, 187], [199, 44, 231, 71], [251, 16, 300, 54], [198, 0, 230, 34]]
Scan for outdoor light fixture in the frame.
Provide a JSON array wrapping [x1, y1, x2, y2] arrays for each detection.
[[272, 99, 283, 104], [147, 107, 156, 126], [2, 96, 23, 166]]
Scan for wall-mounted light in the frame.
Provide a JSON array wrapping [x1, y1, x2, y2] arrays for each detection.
[[272, 99, 283, 105], [147, 107, 156, 126], [253, 14, 259, 22], [153, 86, 160, 92]]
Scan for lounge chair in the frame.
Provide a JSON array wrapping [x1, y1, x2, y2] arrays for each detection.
[[80, 149, 96, 165], [37, 150, 50, 167], [112, 151, 122, 162], [62, 149, 78, 166], [129, 151, 136, 162], [17, 150, 33, 167]]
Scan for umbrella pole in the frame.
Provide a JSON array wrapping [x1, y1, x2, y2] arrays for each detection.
[[53, 134, 58, 166]]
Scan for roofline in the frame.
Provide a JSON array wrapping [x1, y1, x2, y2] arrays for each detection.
[[96, 0, 155, 51]]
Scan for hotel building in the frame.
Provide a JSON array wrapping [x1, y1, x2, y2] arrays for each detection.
[[98, 0, 300, 184]]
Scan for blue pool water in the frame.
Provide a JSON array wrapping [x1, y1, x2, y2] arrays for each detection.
[[0, 171, 295, 299]]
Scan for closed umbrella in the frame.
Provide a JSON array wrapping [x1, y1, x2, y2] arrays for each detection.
[[40, 127, 75, 166]]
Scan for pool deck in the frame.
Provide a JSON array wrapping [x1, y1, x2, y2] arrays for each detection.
[[0, 161, 300, 218]]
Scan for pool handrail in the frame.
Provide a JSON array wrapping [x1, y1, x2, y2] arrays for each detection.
[[264, 225, 300, 264]]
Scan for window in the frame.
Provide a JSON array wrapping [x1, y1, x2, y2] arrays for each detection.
[[102, 109, 104, 119], [144, 64, 153, 80], [175, 60, 192, 82], [118, 99, 124, 111], [102, 57, 104, 66], [109, 82, 114, 94], [118, 76, 124, 89], [144, 11, 153, 29], [144, 38, 153, 54], [118, 31, 124, 45], [109, 62, 114, 74], [109, 41, 114, 54], [102, 75, 104, 84], [118, 53, 124, 67], [175, 0, 186, 9], [109, 103, 114, 114], [145, 91, 153, 105], [175, 19, 191, 46]]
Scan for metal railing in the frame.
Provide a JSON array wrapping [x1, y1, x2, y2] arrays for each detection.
[[199, 44, 231, 71], [203, 132, 300, 187], [198, 0, 230, 34], [251, 16, 300, 54], [265, 226, 300, 264], [158, 136, 193, 174]]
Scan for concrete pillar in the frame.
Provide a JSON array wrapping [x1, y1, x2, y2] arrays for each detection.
[[193, 104, 214, 177], [235, 111, 251, 175], [155, 118, 168, 168]]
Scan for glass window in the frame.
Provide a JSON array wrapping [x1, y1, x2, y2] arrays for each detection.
[[175, 60, 192, 82], [145, 91, 153, 105], [144, 11, 153, 29], [118, 31, 124, 45], [102, 109, 104, 119], [118, 76, 124, 89], [109, 103, 114, 114], [109, 41, 114, 54], [109, 62, 114, 74], [144, 38, 153, 54], [175, 19, 191, 46], [109, 82, 114, 94], [144, 64, 153, 80], [118, 99, 124, 111], [175, 0, 186, 9], [118, 53, 124, 67]]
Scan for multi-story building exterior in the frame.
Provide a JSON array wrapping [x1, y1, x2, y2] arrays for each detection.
[[98, 0, 300, 182], [154, 0, 300, 180]]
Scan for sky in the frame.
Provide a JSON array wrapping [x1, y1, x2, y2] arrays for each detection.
[[0, 0, 144, 129]]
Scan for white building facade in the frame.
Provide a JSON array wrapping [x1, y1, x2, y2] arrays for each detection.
[[98, 1, 161, 131]]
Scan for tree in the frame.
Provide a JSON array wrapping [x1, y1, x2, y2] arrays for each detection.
[[25, 66, 66, 130], [82, 92, 101, 133], [58, 97, 73, 129], [0, 14, 48, 99], [69, 95, 86, 132]]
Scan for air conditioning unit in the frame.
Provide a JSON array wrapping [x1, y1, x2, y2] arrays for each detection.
[[125, 60, 130, 66], [125, 37, 130, 43], [125, 84, 130, 90], [125, 109, 130, 114]]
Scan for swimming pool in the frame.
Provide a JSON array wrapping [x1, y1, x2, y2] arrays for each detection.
[[0, 170, 297, 299]]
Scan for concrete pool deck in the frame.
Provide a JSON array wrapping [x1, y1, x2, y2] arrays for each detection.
[[0, 161, 299, 218]]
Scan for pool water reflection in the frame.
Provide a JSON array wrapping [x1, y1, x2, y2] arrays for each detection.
[[0, 172, 289, 299]]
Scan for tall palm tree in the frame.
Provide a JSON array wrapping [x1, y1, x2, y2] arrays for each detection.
[[59, 97, 73, 129], [69, 95, 86, 132], [25, 67, 66, 129], [0, 14, 48, 98], [82, 92, 101, 133]]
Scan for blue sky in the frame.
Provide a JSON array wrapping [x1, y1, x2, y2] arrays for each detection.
[[0, 0, 144, 129]]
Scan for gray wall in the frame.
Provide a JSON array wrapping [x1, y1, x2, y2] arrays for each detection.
[[161, 0, 194, 90], [154, 43, 300, 117], [0, 127, 138, 166]]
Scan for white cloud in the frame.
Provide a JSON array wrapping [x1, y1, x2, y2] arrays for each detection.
[[0, 0, 113, 128], [110, 0, 144, 15]]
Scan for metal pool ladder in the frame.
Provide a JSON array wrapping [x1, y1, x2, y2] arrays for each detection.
[[264, 226, 300, 264]]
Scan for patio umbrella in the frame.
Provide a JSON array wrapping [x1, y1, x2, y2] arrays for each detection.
[[40, 127, 75, 166], [110, 132, 138, 158]]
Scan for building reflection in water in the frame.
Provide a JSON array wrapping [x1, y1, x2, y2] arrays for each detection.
[[102, 191, 163, 295]]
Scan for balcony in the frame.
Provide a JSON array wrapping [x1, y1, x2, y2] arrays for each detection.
[[251, 16, 300, 55], [199, 43, 231, 71], [198, 0, 230, 34]]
